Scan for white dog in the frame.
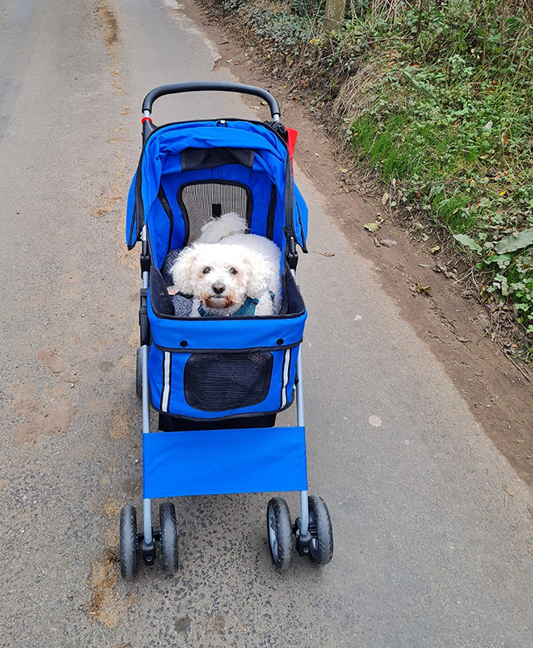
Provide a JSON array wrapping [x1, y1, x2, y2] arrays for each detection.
[[170, 213, 282, 317]]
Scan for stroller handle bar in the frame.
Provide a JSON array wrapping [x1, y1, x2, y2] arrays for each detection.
[[142, 82, 281, 119]]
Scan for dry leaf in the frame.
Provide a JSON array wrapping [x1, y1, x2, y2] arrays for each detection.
[[415, 281, 432, 295], [381, 192, 390, 205], [364, 222, 381, 232], [429, 245, 441, 254]]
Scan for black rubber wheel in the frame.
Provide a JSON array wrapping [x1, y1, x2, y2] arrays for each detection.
[[159, 502, 179, 575], [307, 495, 334, 566], [120, 505, 139, 581], [136, 347, 142, 398], [266, 497, 293, 571]]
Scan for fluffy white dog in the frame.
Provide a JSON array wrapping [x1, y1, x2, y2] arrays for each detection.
[[170, 213, 282, 317]]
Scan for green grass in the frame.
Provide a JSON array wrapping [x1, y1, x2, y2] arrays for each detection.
[[340, 3, 533, 340]]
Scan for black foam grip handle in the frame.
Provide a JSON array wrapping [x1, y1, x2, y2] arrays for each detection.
[[142, 82, 280, 118]]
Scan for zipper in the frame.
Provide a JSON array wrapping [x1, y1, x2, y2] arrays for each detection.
[[266, 183, 277, 240], [157, 185, 174, 255], [295, 199, 308, 253]]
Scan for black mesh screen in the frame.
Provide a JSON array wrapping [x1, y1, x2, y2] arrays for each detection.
[[178, 181, 252, 244], [184, 352, 273, 411], [181, 147, 254, 171], [150, 267, 174, 316]]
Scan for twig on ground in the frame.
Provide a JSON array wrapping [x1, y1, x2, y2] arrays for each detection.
[[306, 164, 325, 186], [503, 483, 514, 509], [503, 350, 532, 382]]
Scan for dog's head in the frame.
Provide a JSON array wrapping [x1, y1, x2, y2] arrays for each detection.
[[171, 243, 270, 314]]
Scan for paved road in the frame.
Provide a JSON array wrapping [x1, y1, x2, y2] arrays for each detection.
[[1, 0, 533, 646]]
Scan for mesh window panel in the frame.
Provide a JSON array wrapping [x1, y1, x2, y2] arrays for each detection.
[[181, 148, 254, 171], [178, 181, 252, 244], [150, 267, 174, 316], [184, 352, 273, 411]]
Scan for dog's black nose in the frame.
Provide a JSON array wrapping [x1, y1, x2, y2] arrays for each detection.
[[212, 282, 226, 295]]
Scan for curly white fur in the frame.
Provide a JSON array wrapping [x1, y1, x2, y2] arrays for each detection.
[[170, 213, 281, 317]]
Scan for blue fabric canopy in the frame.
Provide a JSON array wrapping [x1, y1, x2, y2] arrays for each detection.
[[126, 119, 308, 267]]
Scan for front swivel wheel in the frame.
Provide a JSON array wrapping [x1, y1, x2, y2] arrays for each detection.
[[266, 497, 293, 571]]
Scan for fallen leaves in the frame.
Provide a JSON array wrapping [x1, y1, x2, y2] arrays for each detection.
[[364, 216, 384, 232], [413, 280, 432, 296]]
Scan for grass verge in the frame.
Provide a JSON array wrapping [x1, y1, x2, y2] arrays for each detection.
[[212, 0, 533, 354]]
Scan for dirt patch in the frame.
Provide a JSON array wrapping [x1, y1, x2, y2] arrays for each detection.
[[96, 0, 119, 48], [86, 548, 127, 628], [12, 402, 78, 446], [121, 477, 141, 497], [93, 183, 123, 219], [37, 349, 68, 374], [109, 404, 133, 440], [102, 494, 122, 518], [10, 395, 40, 418], [184, 0, 533, 486]]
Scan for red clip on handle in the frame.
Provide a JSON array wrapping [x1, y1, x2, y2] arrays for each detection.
[[286, 127, 298, 168]]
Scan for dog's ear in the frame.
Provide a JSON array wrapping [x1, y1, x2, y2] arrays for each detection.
[[171, 247, 197, 294], [243, 253, 271, 299]]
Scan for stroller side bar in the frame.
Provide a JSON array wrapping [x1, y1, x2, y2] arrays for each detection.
[[141, 226, 154, 557], [295, 335, 310, 544]]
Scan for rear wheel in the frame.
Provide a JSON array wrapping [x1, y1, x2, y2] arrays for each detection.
[[159, 502, 179, 575], [120, 505, 139, 581], [307, 496, 333, 566], [266, 497, 293, 571]]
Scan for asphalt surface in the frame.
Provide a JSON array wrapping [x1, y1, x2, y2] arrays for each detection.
[[1, 0, 533, 646]]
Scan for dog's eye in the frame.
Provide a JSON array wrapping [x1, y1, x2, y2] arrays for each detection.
[[229, 267, 238, 275], [202, 267, 211, 274]]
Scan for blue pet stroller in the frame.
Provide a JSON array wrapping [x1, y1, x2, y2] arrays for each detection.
[[120, 82, 333, 579]]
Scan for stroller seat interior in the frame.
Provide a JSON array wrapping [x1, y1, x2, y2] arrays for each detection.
[[126, 117, 309, 422]]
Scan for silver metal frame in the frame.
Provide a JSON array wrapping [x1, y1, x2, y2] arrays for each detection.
[[141, 225, 153, 550], [291, 269, 309, 539]]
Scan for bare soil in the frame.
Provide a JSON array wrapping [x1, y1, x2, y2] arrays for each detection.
[[182, 0, 533, 486]]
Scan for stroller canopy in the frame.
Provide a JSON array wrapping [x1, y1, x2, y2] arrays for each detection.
[[126, 119, 308, 269]]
